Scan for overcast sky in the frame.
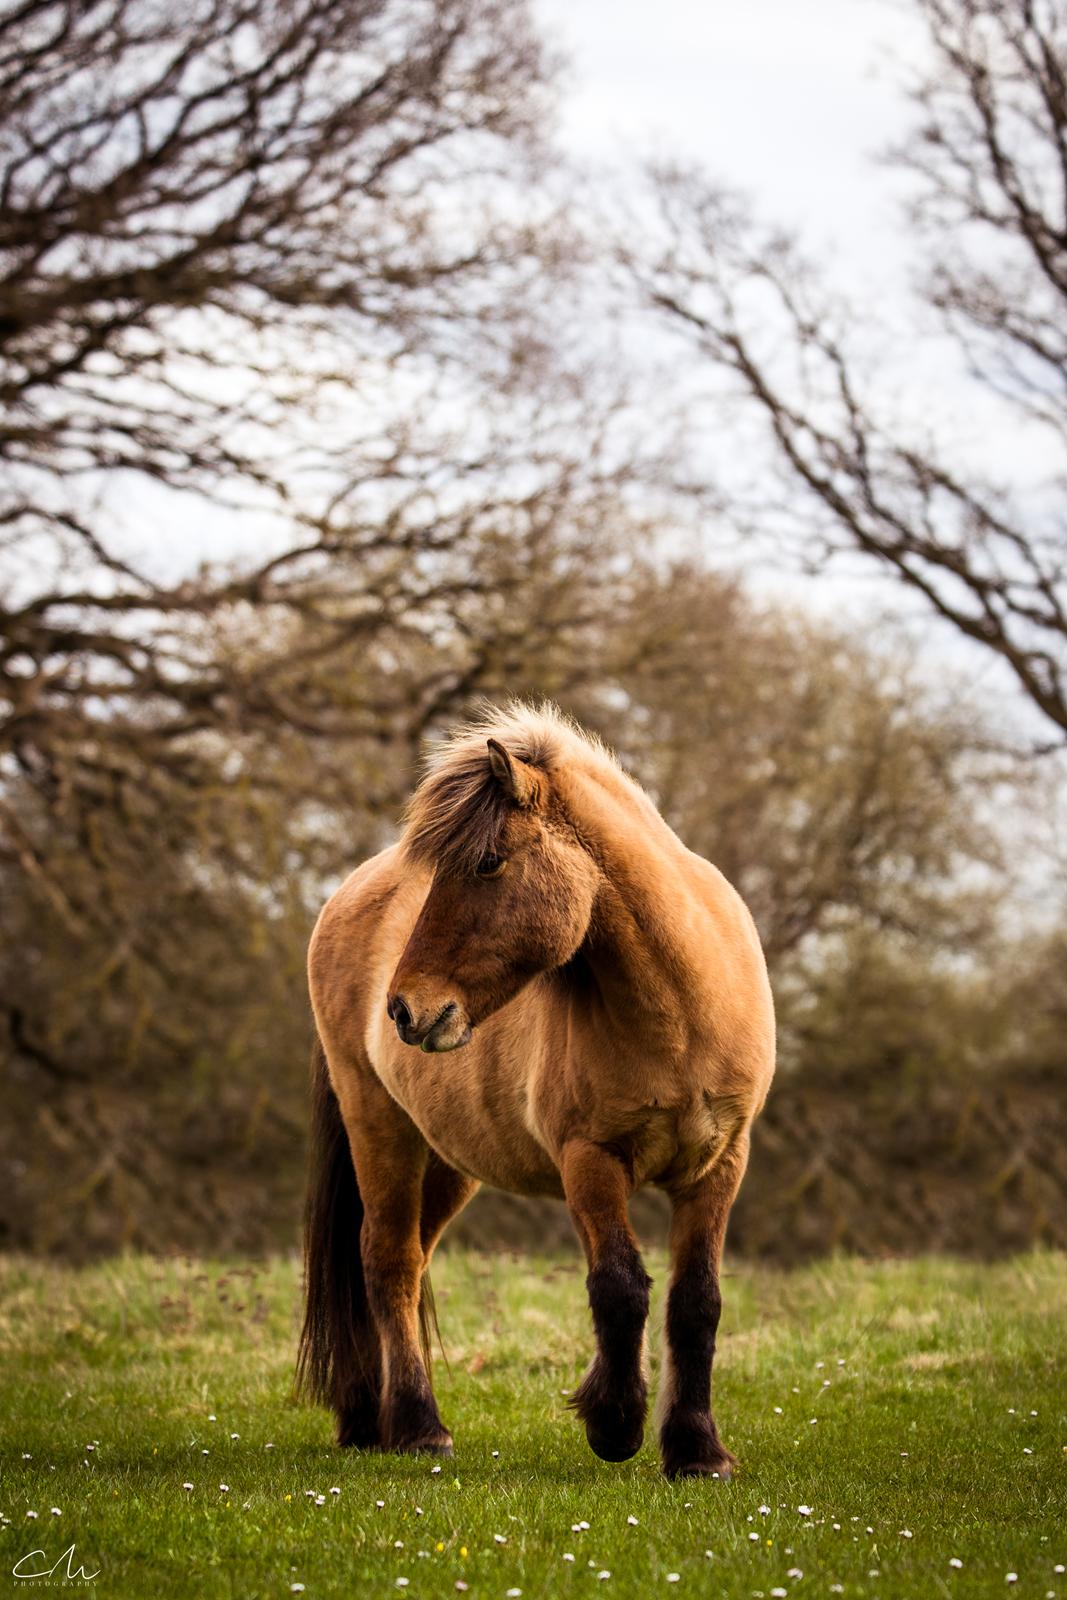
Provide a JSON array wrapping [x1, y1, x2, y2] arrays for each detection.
[[536, 0, 927, 293]]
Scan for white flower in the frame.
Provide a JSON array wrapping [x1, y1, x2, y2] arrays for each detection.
[[900, 1529, 913, 1538], [627, 1516, 639, 1526], [290, 1586, 304, 1594], [26, 1510, 37, 1519], [562, 1554, 575, 1563], [50, 1507, 61, 1516], [666, 1577, 680, 1586], [759, 1505, 771, 1516], [202, 1449, 210, 1456], [330, 1487, 340, 1496], [1024, 1448, 1033, 1455], [396, 1580, 410, 1590], [431, 1465, 442, 1475], [182, 1483, 193, 1492], [494, 1533, 507, 1544], [797, 1505, 813, 1516], [597, 1572, 611, 1581], [208, 1414, 216, 1421], [394, 1541, 403, 1549], [771, 1590, 788, 1597], [1006, 1576, 1018, 1585], [265, 1443, 275, 1451], [950, 1558, 964, 1569], [773, 1407, 783, 1415], [230, 1433, 239, 1441], [831, 1587, 844, 1594], [1055, 1566, 1066, 1575], [506, 1590, 522, 1598], [787, 1569, 803, 1580], [219, 1483, 230, 1493], [376, 1500, 385, 1508], [749, 1532, 760, 1542], [492, 1450, 500, 1458]]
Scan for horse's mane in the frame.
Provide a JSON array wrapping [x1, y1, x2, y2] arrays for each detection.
[[401, 702, 622, 875]]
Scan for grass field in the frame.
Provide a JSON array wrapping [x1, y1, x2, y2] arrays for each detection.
[[0, 1251, 1064, 1600]]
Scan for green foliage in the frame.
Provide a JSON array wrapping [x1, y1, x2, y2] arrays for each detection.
[[1, 1250, 1064, 1598]]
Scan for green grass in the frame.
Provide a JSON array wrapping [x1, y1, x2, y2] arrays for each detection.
[[0, 1252, 1064, 1599]]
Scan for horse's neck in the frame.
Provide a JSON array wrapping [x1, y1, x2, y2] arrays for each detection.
[[566, 766, 700, 1053]]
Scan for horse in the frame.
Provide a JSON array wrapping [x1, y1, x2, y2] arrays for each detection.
[[298, 702, 775, 1479]]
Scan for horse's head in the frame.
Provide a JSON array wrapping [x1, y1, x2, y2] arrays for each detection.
[[387, 738, 598, 1052]]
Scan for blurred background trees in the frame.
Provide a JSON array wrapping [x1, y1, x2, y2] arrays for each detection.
[[1, 0, 1064, 1258]]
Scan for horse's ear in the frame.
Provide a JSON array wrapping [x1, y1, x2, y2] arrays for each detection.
[[487, 739, 540, 808]]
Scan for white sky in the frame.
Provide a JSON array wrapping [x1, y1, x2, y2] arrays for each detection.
[[537, 0, 927, 292]]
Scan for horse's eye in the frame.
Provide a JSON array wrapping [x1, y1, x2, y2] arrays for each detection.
[[475, 854, 507, 879]]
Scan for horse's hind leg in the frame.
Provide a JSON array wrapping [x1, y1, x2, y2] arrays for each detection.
[[420, 1152, 479, 1261], [352, 1112, 455, 1456], [659, 1138, 748, 1480], [561, 1138, 651, 1463]]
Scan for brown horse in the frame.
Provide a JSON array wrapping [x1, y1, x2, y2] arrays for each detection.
[[298, 703, 774, 1478]]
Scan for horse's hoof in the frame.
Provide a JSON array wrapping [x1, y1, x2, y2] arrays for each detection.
[[387, 1428, 454, 1457], [586, 1424, 643, 1463], [403, 1435, 454, 1458], [663, 1456, 734, 1481], [585, 1433, 643, 1459]]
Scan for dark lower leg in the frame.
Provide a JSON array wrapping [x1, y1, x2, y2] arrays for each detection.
[[659, 1157, 744, 1480], [562, 1139, 651, 1463], [335, 1328, 383, 1448]]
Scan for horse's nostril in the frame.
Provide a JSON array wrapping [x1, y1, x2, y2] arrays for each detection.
[[389, 995, 412, 1032]]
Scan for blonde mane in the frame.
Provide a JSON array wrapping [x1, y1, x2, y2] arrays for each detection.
[[401, 702, 622, 875]]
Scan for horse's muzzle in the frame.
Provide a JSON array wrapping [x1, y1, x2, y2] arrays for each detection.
[[387, 995, 471, 1053]]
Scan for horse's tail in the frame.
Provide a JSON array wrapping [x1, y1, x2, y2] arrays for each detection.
[[296, 1033, 370, 1412]]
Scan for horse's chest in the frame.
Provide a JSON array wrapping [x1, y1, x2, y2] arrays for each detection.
[[374, 1036, 564, 1198]]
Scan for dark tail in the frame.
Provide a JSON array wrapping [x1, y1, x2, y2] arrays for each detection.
[[296, 1035, 372, 1414]]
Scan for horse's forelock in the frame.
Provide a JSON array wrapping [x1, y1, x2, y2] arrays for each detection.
[[401, 748, 512, 875], [399, 703, 616, 875]]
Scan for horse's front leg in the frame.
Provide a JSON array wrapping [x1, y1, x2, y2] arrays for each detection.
[[355, 1127, 454, 1457], [659, 1140, 748, 1480], [561, 1138, 651, 1463]]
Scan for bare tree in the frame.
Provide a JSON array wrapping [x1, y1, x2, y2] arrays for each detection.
[[624, 0, 1067, 743], [0, 0, 579, 910]]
